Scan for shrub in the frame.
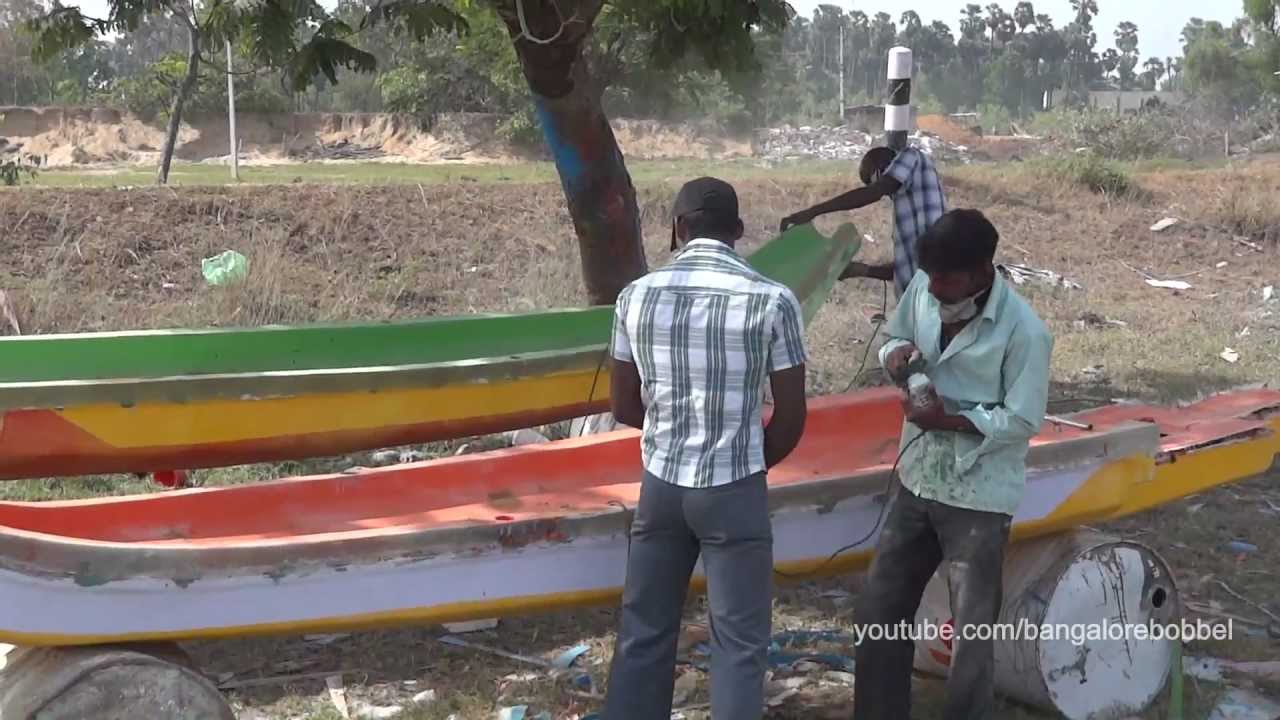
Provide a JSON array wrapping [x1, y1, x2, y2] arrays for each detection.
[[1037, 152, 1133, 196]]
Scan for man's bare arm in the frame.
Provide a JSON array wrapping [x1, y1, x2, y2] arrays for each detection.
[[609, 357, 645, 429], [764, 364, 808, 468], [780, 176, 902, 231]]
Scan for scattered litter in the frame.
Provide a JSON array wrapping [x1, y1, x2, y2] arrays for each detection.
[[998, 263, 1082, 290], [1075, 312, 1128, 330], [823, 670, 856, 685], [1207, 688, 1280, 720], [325, 675, 350, 719], [162, 281, 179, 290], [1220, 348, 1241, 364], [1184, 601, 1268, 627], [1080, 365, 1106, 379], [1237, 236, 1264, 252], [1215, 579, 1280, 624], [1238, 327, 1251, 338], [755, 126, 973, 164], [1217, 261, 1229, 268], [1224, 540, 1257, 553], [398, 449, 425, 463], [1146, 278, 1193, 291], [1264, 285, 1275, 303], [411, 689, 438, 705], [672, 671, 699, 706], [1187, 503, 1205, 514], [443, 618, 499, 634], [498, 707, 536, 720], [439, 632, 594, 691], [862, 233, 877, 245], [1150, 217, 1180, 232], [766, 687, 801, 707], [678, 624, 711, 652], [218, 668, 362, 690], [371, 450, 400, 466], [1185, 656, 1226, 682], [509, 428, 550, 447], [552, 644, 591, 670], [354, 703, 403, 719], [304, 633, 351, 645], [201, 250, 248, 286]]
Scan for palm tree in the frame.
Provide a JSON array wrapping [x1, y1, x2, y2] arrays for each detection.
[[1014, 2, 1036, 33]]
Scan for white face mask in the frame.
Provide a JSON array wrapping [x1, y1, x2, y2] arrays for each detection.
[[937, 284, 990, 324]]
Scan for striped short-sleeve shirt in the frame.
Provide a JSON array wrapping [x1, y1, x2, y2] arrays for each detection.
[[611, 239, 807, 489], [885, 147, 947, 299]]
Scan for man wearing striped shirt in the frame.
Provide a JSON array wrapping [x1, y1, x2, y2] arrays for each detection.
[[603, 177, 809, 720], [781, 145, 947, 300]]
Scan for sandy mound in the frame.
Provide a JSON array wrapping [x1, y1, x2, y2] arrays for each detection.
[[0, 106, 756, 167]]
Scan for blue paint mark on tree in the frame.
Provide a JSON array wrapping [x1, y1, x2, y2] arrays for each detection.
[[535, 96, 586, 196]]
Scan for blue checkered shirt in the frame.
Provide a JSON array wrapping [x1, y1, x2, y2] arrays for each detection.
[[885, 147, 947, 298]]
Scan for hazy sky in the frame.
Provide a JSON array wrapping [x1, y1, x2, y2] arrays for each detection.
[[68, 0, 1241, 61], [788, 0, 1241, 60]]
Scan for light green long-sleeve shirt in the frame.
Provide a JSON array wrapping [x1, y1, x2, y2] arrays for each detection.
[[878, 270, 1053, 516]]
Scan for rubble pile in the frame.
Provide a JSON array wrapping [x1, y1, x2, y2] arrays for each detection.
[[753, 124, 973, 164]]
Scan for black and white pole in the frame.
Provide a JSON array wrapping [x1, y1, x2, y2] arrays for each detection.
[[885, 46, 913, 151]]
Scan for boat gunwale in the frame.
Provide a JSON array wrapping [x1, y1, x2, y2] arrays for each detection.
[[0, 422, 1158, 585], [0, 344, 610, 410]]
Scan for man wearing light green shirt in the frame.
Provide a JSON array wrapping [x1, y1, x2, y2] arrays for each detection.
[[852, 209, 1052, 720]]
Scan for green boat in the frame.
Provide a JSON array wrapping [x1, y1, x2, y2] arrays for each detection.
[[0, 224, 861, 479]]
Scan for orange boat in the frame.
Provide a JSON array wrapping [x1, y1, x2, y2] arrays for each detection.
[[0, 388, 1275, 646]]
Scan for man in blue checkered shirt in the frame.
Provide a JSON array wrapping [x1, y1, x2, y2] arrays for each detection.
[[781, 145, 947, 300]]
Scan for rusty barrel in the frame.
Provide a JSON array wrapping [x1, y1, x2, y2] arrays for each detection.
[[913, 529, 1180, 719]]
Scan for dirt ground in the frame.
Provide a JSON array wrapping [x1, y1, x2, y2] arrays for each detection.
[[1, 156, 1278, 719]]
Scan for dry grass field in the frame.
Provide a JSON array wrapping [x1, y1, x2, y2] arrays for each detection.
[[0, 154, 1277, 719]]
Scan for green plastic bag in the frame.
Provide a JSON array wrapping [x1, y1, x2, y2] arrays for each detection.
[[201, 250, 248, 286]]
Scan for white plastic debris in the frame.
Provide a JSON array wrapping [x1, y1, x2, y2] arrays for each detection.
[[509, 429, 550, 446], [1145, 278, 1192, 291], [325, 675, 350, 719], [1208, 688, 1280, 720], [1264, 285, 1275, 303], [417, 681, 442, 702], [1220, 348, 1241, 364], [1150, 217, 1180, 232]]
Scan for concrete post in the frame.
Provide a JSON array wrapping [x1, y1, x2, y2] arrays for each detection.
[[885, 47, 912, 151]]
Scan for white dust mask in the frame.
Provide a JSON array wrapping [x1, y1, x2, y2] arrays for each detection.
[[937, 283, 990, 324]]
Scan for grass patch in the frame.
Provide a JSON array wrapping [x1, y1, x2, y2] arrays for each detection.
[[21, 158, 856, 189], [1032, 152, 1134, 196]]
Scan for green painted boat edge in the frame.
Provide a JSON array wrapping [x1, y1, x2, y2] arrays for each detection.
[[0, 223, 860, 389]]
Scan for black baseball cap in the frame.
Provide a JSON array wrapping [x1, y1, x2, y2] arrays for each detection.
[[671, 177, 741, 250]]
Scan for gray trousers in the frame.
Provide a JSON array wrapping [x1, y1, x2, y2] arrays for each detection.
[[603, 471, 773, 720], [853, 478, 1012, 720]]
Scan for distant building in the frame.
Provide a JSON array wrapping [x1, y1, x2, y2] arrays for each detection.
[[842, 104, 917, 133], [1044, 89, 1186, 113]]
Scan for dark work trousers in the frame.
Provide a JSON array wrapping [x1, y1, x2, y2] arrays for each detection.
[[852, 476, 1012, 720], [603, 471, 773, 720]]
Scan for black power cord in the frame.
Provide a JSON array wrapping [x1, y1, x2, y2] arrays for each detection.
[[844, 279, 889, 393], [773, 432, 923, 580]]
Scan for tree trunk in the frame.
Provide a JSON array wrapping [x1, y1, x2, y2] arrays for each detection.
[[494, 0, 647, 306], [157, 16, 201, 186]]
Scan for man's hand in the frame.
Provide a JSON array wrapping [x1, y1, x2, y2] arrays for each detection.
[[780, 211, 815, 232], [902, 393, 946, 430], [883, 343, 918, 385], [901, 394, 983, 435]]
